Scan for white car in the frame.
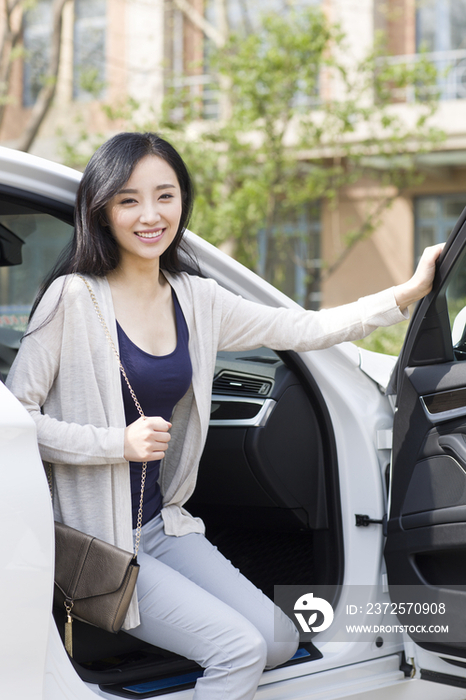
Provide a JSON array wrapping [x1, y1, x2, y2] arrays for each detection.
[[2, 146, 466, 700]]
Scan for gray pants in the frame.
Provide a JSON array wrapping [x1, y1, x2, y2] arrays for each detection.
[[127, 513, 299, 699]]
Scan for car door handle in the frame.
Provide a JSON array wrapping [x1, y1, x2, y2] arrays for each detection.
[[438, 434, 466, 469]]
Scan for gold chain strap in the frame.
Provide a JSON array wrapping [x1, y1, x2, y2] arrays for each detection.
[[77, 274, 147, 558]]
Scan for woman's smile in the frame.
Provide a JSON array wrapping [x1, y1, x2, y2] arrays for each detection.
[[135, 228, 166, 241]]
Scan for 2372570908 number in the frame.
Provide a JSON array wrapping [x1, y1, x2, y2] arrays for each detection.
[[361, 602, 446, 615]]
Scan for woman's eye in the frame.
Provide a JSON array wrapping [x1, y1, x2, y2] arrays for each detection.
[[120, 198, 137, 205], [159, 193, 173, 200]]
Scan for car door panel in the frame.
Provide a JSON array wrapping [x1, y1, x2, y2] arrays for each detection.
[[385, 212, 466, 671]]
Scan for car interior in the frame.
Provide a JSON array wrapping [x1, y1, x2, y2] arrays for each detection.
[[0, 190, 344, 697]]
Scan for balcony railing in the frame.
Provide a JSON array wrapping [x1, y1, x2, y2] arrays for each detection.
[[383, 49, 466, 102]]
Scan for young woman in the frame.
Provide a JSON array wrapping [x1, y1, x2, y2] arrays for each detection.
[[7, 132, 442, 700]]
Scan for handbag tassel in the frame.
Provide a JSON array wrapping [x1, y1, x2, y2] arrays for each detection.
[[64, 602, 74, 657]]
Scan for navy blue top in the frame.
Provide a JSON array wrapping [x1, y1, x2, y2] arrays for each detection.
[[117, 291, 192, 529]]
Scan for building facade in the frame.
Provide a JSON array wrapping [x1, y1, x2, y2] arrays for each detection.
[[321, 0, 466, 308], [1, 0, 465, 309]]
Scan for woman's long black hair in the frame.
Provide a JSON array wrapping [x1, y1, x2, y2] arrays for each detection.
[[29, 132, 195, 321]]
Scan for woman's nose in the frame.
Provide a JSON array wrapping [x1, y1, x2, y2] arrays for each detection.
[[140, 203, 161, 224]]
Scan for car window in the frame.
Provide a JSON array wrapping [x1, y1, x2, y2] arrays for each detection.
[[0, 199, 73, 376], [446, 244, 466, 360]]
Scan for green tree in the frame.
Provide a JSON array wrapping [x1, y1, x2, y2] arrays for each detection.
[[59, 5, 442, 306]]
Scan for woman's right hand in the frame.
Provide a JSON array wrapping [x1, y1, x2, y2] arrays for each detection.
[[124, 416, 172, 462]]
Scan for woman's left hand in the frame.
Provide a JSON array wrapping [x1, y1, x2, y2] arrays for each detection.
[[394, 243, 445, 311]]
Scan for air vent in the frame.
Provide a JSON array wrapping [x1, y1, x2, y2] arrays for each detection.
[[212, 372, 272, 397]]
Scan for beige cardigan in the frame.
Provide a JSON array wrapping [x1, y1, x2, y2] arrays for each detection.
[[6, 271, 407, 627]]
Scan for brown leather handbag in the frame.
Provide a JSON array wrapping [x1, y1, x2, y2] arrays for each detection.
[[53, 522, 140, 651], [51, 275, 148, 657]]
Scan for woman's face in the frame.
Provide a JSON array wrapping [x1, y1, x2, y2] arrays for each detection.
[[105, 154, 183, 269]]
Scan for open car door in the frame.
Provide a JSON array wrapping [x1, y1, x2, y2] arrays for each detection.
[[385, 207, 466, 689]]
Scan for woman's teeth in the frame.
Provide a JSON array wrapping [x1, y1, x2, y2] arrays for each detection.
[[137, 230, 162, 238]]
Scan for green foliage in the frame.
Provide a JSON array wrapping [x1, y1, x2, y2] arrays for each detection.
[[354, 321, 409, 356], [101, 96, 140, 122], [56, 115, 106, 170], [77, 67, 106, 99], [9, 45, 26, 61], [57, 5, 443, 298]]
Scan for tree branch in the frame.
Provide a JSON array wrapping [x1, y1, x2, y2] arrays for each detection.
[[171, 0, 225, 48], [7, 0, 23, 14], [214, 0, 228, 42], [15, 0, 68, 152], [0, 0, 22, 127]]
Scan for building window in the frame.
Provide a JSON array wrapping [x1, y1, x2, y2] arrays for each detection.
[[23, 0, 52, 107], [23, 0, 106, 107], [415, 194, 466, 262], [416, 0, 466, 53], [205, 0, 321, 32], [257, 205, 321, 310], [416, 0, 466, 100], [73, 0, 106, 100]]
